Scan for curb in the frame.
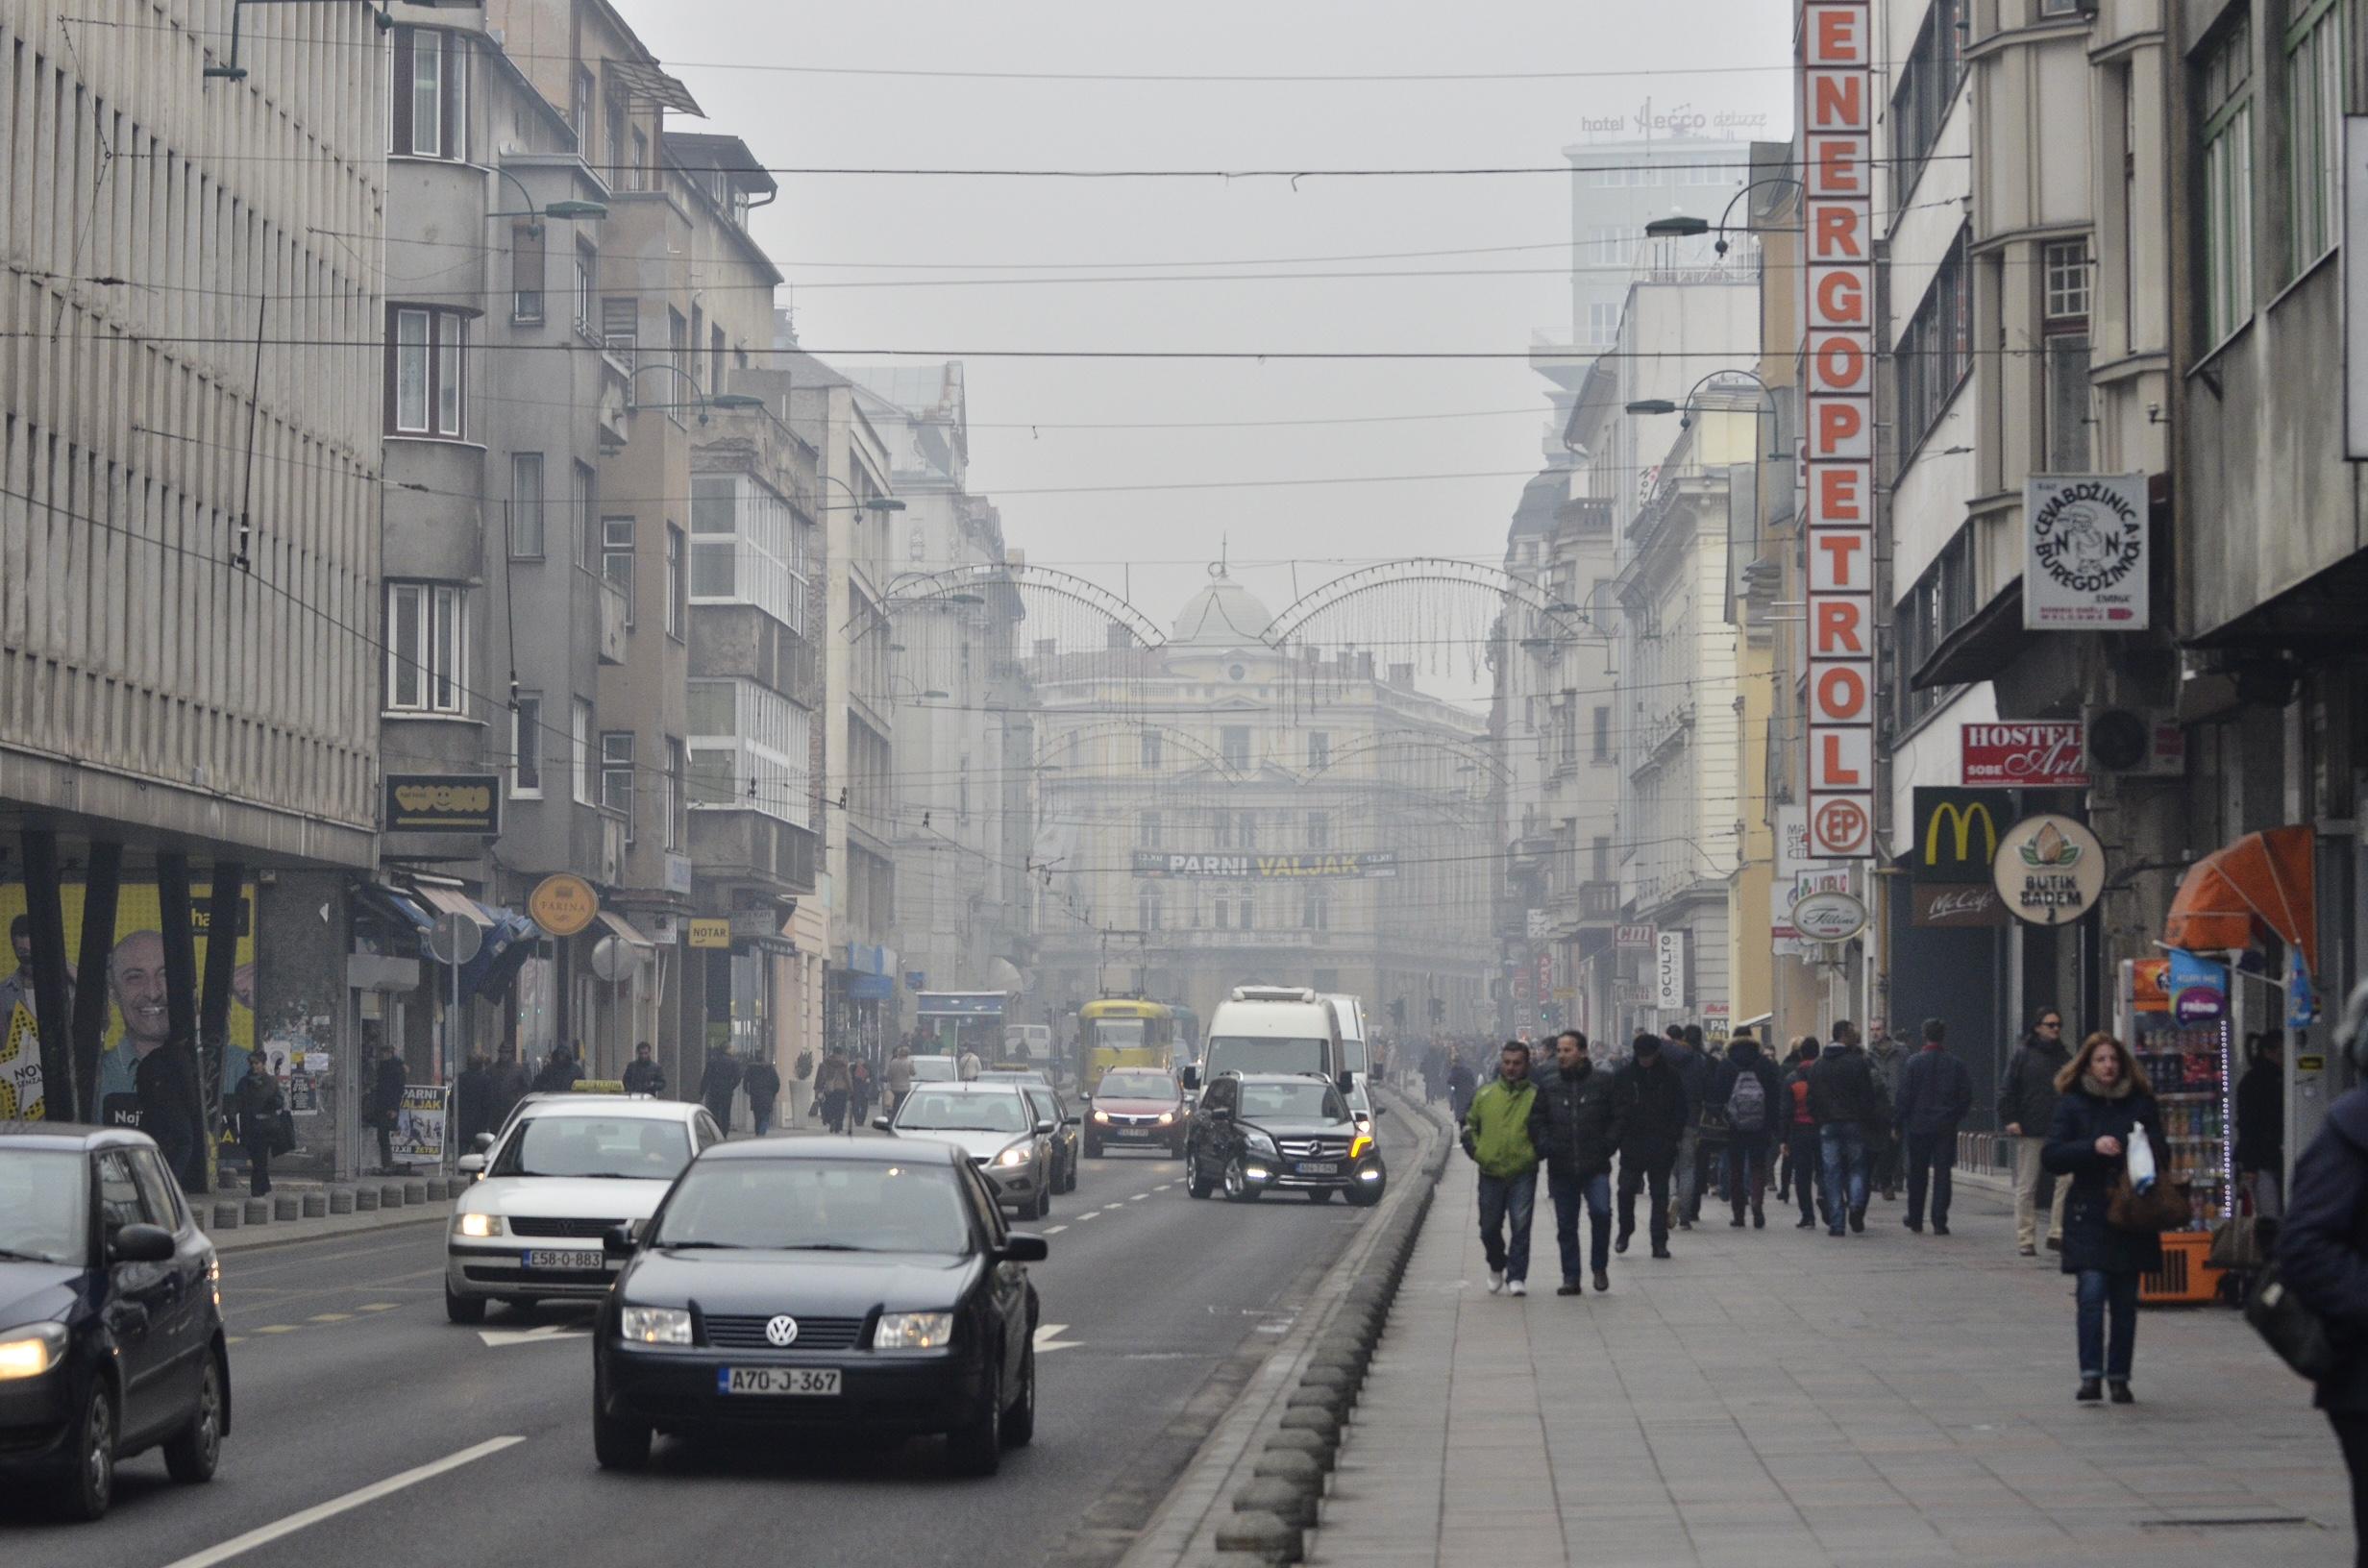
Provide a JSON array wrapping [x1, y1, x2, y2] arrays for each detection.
[[1127, 1081, 1454, 1568], [199, 1179, 457, 1254]]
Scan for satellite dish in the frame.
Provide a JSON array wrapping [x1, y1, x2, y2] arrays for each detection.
[[427, 913, 482, 967], [590, 934, 638, 983]]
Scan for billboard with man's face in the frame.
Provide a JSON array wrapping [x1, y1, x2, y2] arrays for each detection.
[[0, 883, 259, 1121]]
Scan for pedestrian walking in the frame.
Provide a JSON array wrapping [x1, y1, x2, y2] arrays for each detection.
[[816, 1046, 853, 1132], [884, 1043, 917, 1118], [2000, 1006, 2073, 1256], [2041, 1031, 2164, 1404], [2237, 1030, 2286, 1220], [1865, 1021, 1909, 1201], [1894, 1017, 1974, 1235], [1612, 1033, 1688, 1260], [699, 1044, 743, 1130], [1781, 1039, 1823, 1228], [454, 1052, 496, 1153], [531, 1043, 580, 1094], [1463, 1041, 1542, 1296], [957, 1044, 982, 1082], [2271, 982, 2368, 1563], [1660, 1024, 1707, 1229], [1446, 1050, 1478, 1122], [1710, 1029, 1781, 1229], [233, 1065, 284, 1197], [744, 1056, 782, 1136], [621, 1041, 666, 1098], [368, 1040, 406, 1173], [486, 1043, 529, 1130], [850, 1057, 876, 1124], [1529, 1029, 1622, 1294], [1809, 1021, 1877, 1236]]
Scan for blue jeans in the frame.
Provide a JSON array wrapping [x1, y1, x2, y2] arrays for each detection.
[[2077, 1269, 2140, 1380], [1477, 1170, 1538, 1283], [1547, 1170, 1613, 1282], [1819, 1123, 1868, 1234]]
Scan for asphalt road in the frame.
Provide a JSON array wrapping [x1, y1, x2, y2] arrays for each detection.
[[2, 1117, 1410, 1568]]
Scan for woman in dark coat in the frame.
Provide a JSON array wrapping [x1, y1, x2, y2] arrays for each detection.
[[2041, 1031, 2164, 1404]]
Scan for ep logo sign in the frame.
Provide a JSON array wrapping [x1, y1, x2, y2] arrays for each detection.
[[1800, 0, 1875, 859]]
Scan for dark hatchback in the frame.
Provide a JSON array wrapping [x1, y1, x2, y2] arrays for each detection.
[[0, 1124, 229, 1521], [593, 1136, 1045, 1476], [1184, 1072, 1385, 1205], [1083, 1068, 1189, 1158]]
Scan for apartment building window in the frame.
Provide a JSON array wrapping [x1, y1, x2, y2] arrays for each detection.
[[1895, 229, 1972, 453], [2203, 14, 2256, 346], [690, 475, 804, 632], [1301, 887, 1330, 931], [1238, 811, 1258, 849], [600, 731, 635, 833], [629, 127, 650, 190], [511, 694, 543, 797], [664, 738, 687, 850], [1214, 892, 1230, 930], [573, 462, 597, 571], [509, 453, 545, 558], [387, 306, 465, 437], [1308, 732, 1331, 770], [1587, 303, 1623, 347], [391, 28, 464, 160], [604, 91, 628, 188], [665, 524, 685, 639], [1892, 0, 1966, 182], [511, 225, 544, 323], [572, 698, 593, 803], [2042, 239, 2093, 471], [385, 582, 465, 714], [602, 518, 635, 619], [689, 306, 706, 392], [1221, 725, 1251, 771], [1141, 810, 1163, 848], [1211, 808, 1233, 849], [575, 244, 597, 337], [1138, 889, 1163, 933], [1557, 702, 1578, 765], [2288, 0, 2344, 272], [601, 297, 637, 363], [688, 680, 815, 830], [1238, 889, 1256, 932], [572, 66, 593, 154], [1307, 811, 1330, 850], [666, 308, 689, 414], [1894, 527, 1974, 729], [1592, 705, 1612, 761], [1591, 835, 1611, 884], [1141, 730, 1163, 770], [711, 326, 728, 398]]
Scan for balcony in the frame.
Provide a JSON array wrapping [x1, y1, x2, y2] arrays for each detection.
[[598, 578, 629, 665]]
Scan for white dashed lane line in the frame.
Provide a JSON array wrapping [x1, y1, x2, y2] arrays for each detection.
[[1044, 1224, 1069, 1235]]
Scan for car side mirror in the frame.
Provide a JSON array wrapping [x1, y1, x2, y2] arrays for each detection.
[[999, 1233, 1049, 1263], [1180, 1066, 1199, 1090], [456, 1154, 486, 1175], [603, 1222, 641, 1258], [472, 1132, 496, 1153], [1034, 1119, 1056, 1138], [1063, 1114, 1082, 1126], [111, 1222, 176, 1263], [872, 1116, 894, 1133], [1372, 1106, 1388, 1119], [1202, 1105, 1231, 1121], [1336, 1072, 1354, 1095]]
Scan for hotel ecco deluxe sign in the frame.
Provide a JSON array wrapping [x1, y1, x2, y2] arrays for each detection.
[[1799, 0, 1875, 858]]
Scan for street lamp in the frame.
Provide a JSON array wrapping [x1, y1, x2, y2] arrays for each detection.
[[1644, 177, 1804, 256], [628, 362, 757, 425], [1626, 368, 1783, 456], [488, 169, 608, 234], [819, 473, 904, 516]]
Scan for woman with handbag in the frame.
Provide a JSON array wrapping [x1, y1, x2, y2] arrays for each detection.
[[2041, 1031, 2167, 1405]]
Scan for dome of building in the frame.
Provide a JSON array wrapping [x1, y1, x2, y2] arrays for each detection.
[[1171, 573, 1276, 647]]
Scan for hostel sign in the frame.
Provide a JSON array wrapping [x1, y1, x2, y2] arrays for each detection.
[[1800, 0, 1876, 858]]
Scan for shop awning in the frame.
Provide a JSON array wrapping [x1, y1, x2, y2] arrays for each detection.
[[2164, 824, 2317, 973], [597, 910, 655, 948], [352, 881, 433, 938], [413, 885, 491, 926]]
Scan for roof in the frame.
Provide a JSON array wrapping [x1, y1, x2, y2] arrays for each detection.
[[701, 1135, 961, 1164], [663, 132, 777, 196], [516, 1096, 700, 1122], [1171, 574, 1276, 646], [0, 1121, 151, 1149]]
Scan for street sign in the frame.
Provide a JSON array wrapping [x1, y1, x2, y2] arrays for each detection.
[[1654, 932, 1687, 1010], [589, 934, 637, 983], [426, 912, 482, 967], [2023, 475, 2150, 630], [688, 919, 730, 949], [1910, 788, 2013, 883], [1991, 815, 2107, 925], [1961, 723, 2089, 788], [529, 873, 599, 937], [1790, 890, 1867, 943], [383, 773, 502, 835], [1616, 923, 1657, 950]]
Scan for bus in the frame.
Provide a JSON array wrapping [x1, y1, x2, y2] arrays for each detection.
[[1077, 998, 1177, 1090], [916, 991, 1014, 1061]]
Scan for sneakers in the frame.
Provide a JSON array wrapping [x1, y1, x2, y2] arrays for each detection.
[[1507, 1280, 1528, 1297], [1556, 1281, 1584, 1297], [1593, 1269, 1611, 1292], [1796, 1217, 1816, 1229], [2076, 1377, 2104, 1403], [1486, 1269, 1505, 1295], [2108, 1381, 2134, 1405], [2019, 1244, 2038, 1257]]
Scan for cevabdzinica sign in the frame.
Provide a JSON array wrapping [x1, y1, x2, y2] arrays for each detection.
[[1130, 851, 1399, 880], [2024, 474, 2150, 630]]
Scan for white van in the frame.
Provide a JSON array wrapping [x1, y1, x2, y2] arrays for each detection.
[[1323, 994, 1370, 1087], [1193, 985, 1345, 1090], [1003, 1024, 1053, 1064]]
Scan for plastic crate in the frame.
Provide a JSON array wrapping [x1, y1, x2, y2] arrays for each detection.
[[2140, 1230, 2224, 1306]]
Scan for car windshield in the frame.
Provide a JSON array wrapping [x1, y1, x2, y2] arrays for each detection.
[[1098, 1071, 1175, 1099], [652, 1161, 971, 1254], [1239, 1082, 1345, 1121], [1093, 1019, 1147, 1048], [0, 1148, 87, 1263], [910, 1057, 958, 1081], [1206, 1036, 1329, 1078], [492, 1115, 691, 1180], [897, 1090, 1029, 1134]]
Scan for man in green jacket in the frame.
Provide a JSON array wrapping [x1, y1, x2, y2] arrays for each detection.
[[1464, 1040, 1542, 1296]]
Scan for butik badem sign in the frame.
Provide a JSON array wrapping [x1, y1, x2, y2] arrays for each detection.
[[2024, 474, 2150, 630]]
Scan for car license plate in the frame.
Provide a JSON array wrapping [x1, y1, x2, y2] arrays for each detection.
[[719, 1367, 841, 1396], [522, 1249, 604, 1270], [1297, 1161, 1340, 1176]]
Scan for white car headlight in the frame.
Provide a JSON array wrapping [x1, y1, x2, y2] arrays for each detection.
[[996, 1143, 1032, 1168], [1092, 1109, 1112, 1123], [619, 1306, 692, 1345], [0, 1321, 66, 1380], [455, 1212, 503, 1238], [1246, 1130, 1278, 1156], [874, 1311, 955, 1350], [1155, 1111, 1174, 1125]]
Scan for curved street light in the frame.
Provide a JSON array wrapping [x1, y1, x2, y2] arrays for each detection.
[[1626, 368, 1784, 458], [1642, 176, 1803, 256], [488, 169, 608, 234], [820, 472, 904, 516], [628, 362, 761, 426]]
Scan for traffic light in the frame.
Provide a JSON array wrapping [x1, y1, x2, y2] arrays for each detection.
[[1389, 997, 1407, 1027]]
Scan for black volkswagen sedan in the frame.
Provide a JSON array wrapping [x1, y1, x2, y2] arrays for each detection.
[[1184, 1072, 1385, 1205], [593, 1137, 1045, 1476], [0, 1123, 229, 1521]]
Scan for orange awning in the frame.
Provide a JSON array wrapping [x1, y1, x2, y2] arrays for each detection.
[[2163, 824, 2317, 973]]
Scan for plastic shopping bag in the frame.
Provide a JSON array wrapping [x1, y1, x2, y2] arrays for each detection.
[[2126, 1124, 2158, 1193]]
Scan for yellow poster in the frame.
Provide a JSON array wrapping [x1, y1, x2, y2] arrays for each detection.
[[0, 884, 259, 1121]]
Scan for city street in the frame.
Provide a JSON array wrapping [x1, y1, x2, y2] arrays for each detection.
[[0, 1131, 1400, 1568]]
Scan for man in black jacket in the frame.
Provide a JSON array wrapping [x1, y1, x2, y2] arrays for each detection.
[[699, 1044, 744, 1130], [369, 1041, 407, 1173], [1894, 1017, 1974, 1235], [622, 1041, 666, 1098], [1612, 1034, 1689, 1260], [1711, 1031, 1783, 1229], [744, 1056, 782, 1136], [1808, 1021, 1877, 1236], [1660, 1025, 1708, 1228], [1529, 1030, 1623, 1294], [453, 1053, 496, 1154], [1998, 1007, 2071, 1256]]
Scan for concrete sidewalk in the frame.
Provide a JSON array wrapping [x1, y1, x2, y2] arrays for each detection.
[[1308, 1156, 2352, 1567]]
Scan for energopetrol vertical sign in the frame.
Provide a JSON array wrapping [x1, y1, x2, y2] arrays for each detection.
[[1801, 0, 1876, 860]]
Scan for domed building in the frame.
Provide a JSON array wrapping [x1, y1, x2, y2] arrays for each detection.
[[1026, 570, 1495, 1050]]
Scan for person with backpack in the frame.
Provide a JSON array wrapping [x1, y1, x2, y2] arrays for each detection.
[[1894, 1017, 1974, 1235], [1710, 1028, 1782, 1229], [1528, 1029, 1622, 1295], [1779, 1039, 1823, 1227], [1809, 1020, 1878, 1236]]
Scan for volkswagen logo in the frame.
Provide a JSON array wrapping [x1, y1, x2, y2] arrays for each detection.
[[764, 1314, 800, 1347]]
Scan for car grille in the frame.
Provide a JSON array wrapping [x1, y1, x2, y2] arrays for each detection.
[[1276, 1136, 1352, 1160], [703, 1313, 867, 1351], [507, 1216, 624, 1237]]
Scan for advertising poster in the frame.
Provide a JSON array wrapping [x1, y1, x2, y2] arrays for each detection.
[[0, 883, 259, 1122], [392, 1084, 449, 1166], [2024, 474, 2150, 629]]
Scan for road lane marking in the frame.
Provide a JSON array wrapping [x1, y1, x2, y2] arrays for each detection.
[[358, 1303, 400, 1311], [1033, 1323, 1082, 1352], [1044, 1224, 1069, 1235], [160, 1435, 526, 1568], [476, 1322, 591, 1348], [1102, 1202, 1124, 1211], [254, 1325, 300, 1335], [1129, 1193, 1149, 1201], [308, 1312, 354, 1323], [224, 1336, 247, 1346], [1076, 1211, 1099, 1221]]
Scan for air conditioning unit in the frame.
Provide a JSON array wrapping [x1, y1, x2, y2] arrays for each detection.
[[2084, 706, 2184, 778]]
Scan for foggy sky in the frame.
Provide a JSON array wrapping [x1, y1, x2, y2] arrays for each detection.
[[632, 1, 1793, 654]]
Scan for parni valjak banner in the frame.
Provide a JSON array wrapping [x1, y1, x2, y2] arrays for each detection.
[[1129, 851, 1399, 880]]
